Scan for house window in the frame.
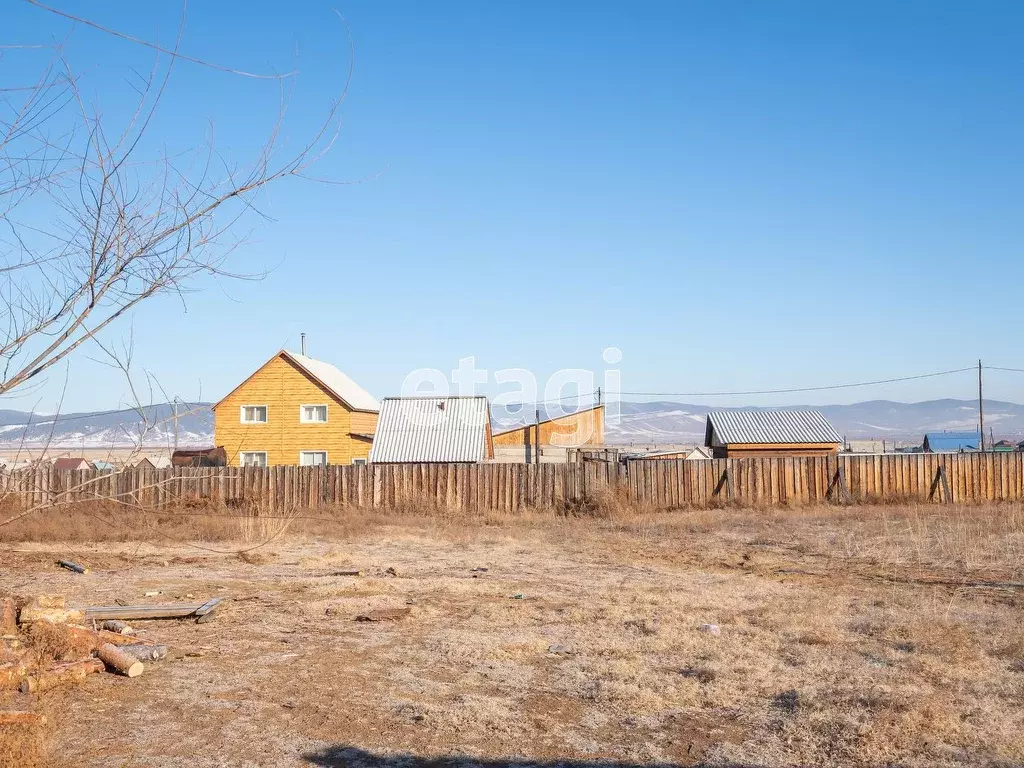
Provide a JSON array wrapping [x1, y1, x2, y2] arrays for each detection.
[[240, 452, 268, 467], [300, 451, 327, 466], [352, 457, 367, 466], [300, 405, 328, 423], [240, 405, 267, 424]]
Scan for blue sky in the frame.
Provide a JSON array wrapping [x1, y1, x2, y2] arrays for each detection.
[[4, 1, 1023, 413]]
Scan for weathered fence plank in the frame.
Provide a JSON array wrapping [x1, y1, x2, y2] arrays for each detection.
[[4, 453, 1021, 516]]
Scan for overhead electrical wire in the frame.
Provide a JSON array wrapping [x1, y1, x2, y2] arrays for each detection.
[[4, 362, 1024, 431], [618, 366, 977, 398]]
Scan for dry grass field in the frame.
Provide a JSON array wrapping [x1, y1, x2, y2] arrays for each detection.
[[1, 498, 1023, 767]]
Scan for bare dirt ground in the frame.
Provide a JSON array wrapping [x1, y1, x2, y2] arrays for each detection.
[[2, 501, 1023, 767]]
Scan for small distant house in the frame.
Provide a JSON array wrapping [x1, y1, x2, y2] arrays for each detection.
[[53, 457, 91, 471], [625, 445, 710, 461], [704, 411, 841, 458], [171, 447, 226, 467], [134, 458, 156, 470], [992, 440, 1015, 453], [686, 445, 713, 460], [370, 396, 493, 464], [92, 460, 114, 472], [922, 432, 980, 453], [212, 348, 380, 467], [0, 459, 34, 471]]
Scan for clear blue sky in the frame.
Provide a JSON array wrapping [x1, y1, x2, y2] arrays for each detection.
[[5, 0, 1024, 413]]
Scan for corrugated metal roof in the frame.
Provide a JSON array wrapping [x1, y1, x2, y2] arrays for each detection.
[[283, 351, 380, 412], [371, 396, 490, 463], [923, 432, 980, 453], [706, 410, 841, 446]]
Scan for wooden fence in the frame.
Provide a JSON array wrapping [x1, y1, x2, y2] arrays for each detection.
[[3, 452, 1024, 514]]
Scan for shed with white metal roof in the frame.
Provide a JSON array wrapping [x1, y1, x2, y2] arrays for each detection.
[[704, 410, 841, 458], [370, 396, 493, 464]]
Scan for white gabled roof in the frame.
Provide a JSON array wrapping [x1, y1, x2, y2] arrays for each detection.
[[371, 396, 490, 463], [282, 351, 380, 412], [213, 350, 379, 413]]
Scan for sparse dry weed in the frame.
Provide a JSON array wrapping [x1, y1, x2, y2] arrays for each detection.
[[1, 500, 1023, 766]]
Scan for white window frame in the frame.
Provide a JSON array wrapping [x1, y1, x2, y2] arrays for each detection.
[[352, 457, 367, 466], [299, 404, 329, 424], [299, 450, 328, 467], [240, 451, 268, 467], [240, 405, 268, 424]]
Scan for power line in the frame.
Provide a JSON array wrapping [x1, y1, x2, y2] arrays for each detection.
[[984, 366, 1024, 374], [619, 366, 977, 398]]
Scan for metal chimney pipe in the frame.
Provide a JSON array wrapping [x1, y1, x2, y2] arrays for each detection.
[[300, 333, 307, 356]]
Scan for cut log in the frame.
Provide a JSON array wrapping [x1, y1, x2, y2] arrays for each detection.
[[100, 620, 134, 635], [96, 643, 143, 678], [331, 570, 363, 577], [58, 624, 152, 650], [18, 607, 85, 625], [355, 607, 411, 622], [0, 711, 46, 726], [19, 658, 104, 693], [118, 644, 168, 662], [57, 560, 89, 574], [1, 597, 17, 635], [31, 595, 65, 610]]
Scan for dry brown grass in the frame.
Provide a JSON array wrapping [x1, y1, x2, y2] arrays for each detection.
[[22, 622, 94, 667], [0, 719, 46, 768], [1, 499, 1023, 766]]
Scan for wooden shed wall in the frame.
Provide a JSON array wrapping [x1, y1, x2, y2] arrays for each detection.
[[714, 443, 840, 459], [492, 406, 605, 448]]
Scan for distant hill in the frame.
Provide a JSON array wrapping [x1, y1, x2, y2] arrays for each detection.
[[607, 399, 1022, 446], [0, 398, 1016, 449], [0, 403, 213, 449]]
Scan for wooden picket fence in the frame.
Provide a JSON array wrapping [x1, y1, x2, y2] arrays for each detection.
[[3, 452, 1024, 514]]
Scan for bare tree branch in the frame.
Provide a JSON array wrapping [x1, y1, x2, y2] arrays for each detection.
[[1, 2, 352, 399], [24, 0, 299, 80]]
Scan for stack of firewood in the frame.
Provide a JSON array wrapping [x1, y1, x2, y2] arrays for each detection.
[[1, 594, 170, 696]]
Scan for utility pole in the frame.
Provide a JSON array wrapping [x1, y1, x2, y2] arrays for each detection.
[[534, 408, 541, 466], [596, 387, 602, 406], [978, 359, 985, 452], [173, 398, 179, 454]]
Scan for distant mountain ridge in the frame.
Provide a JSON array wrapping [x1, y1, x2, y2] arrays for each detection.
[[0, 398, 1016, 449], [0, 403, 212, 449], [609, 399, 1020, 446]]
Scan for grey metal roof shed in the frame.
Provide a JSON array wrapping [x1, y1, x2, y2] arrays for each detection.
[[370, 396, 493, 463], [704, 410, 842, 457]]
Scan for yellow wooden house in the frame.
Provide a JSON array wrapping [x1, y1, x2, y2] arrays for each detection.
[[212, 349, 380, 467]]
